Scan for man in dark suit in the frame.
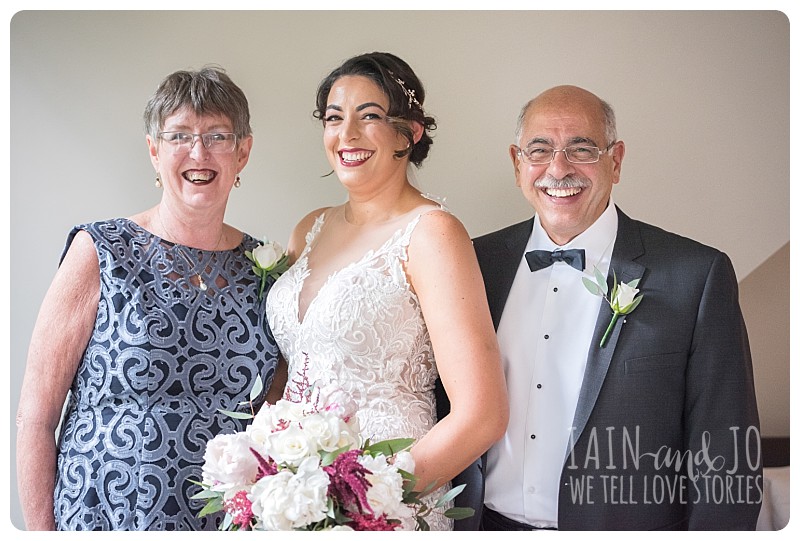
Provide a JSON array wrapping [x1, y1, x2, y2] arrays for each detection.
[[471, 85, 762, 530]]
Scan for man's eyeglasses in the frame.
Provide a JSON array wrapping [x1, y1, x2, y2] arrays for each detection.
[[515, 141, 616, 165], [158, 132, 238, 154]]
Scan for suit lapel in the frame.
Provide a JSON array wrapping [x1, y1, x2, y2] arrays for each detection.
[[487, 218, 534, 329], [568, 208, 647, 453]]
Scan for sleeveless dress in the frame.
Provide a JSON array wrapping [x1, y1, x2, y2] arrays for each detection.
[[53, 218, 279, 530], [265, 203, 453, 531]]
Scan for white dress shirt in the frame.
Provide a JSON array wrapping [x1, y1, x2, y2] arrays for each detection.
[[484, 201, 619, 528]]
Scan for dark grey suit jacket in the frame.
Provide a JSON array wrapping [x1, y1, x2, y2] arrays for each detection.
[[464, 207, 762, 530]]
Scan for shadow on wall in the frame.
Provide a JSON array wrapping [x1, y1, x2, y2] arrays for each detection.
[[738, 242, 789, 438]]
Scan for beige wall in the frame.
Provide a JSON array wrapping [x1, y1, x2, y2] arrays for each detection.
[[740, 243, 790, 437], [6, 10, 790, 529]]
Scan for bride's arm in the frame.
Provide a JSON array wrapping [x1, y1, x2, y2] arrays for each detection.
[[405, 211, 509, 491]]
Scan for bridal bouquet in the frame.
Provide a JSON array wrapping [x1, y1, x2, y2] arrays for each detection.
[[192, 378, 472, 531]]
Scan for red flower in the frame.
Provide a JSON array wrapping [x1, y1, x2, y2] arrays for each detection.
[[223, 490, 254, 530], [345, 511, 400, 531], [250, 448, 278, 479], [324, 449, 372, 514]]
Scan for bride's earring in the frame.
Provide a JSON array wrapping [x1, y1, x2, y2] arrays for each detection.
[[234, 175, 241, 188], [155, 174, 162, 188]]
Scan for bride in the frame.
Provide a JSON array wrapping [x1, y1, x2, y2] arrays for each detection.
[[265, 52, 508, 530]]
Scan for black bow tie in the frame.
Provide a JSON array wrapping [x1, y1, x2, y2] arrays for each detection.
[[525, 249, 586, 272]]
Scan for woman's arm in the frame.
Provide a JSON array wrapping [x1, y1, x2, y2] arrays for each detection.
[[16, 231, 100, 530], [405, 211, 509, 491], [265, 355, 288, 404]]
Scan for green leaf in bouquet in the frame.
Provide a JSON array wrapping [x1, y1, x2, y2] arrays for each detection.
[[222, 512, 233, 531], [434, 483, 466, 508], [397, 468, 415, 481], [197, 497, 224, 518], [415, 516, 431, 531], [444, 506, 476, 520], [319, 444, 351, 467], [249, 374, 264, 402], [325, 498, 336, 519], [363, 437, 414, 457], [217, 408, 254, 420], [190, 488, 223, 500], [413, 479, 439, 499]]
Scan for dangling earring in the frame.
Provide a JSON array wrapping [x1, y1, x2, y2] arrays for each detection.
[[234, 176, 241, 188], [155, 174, 162, 188]]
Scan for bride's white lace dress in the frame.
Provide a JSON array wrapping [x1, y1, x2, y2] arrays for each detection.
[[265, 202, 452, 531]]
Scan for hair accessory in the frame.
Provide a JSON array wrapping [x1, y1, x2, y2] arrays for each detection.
[[388, 71, 421, 110], [234, 176, 241, 188], [155, 174, 162, 188]]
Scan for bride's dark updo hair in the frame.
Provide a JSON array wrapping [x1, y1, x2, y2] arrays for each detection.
[[313, 52, 437, 167]]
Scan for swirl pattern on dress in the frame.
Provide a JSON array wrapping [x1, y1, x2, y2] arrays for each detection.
[[266, 206, 453, 531], [53, 219, 278, 530]]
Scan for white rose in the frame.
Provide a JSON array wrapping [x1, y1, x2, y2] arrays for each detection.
[[613, 282, 639, 311], [359, 454, 412, 519], [201, 432, 260, 491], [269, 398, 309, 423], [250, 456, 330, 530], [264, 423, 316, 467], [252, 241, 283, 270], [248, 399, 308, 448], [300, 412, 360, 452]]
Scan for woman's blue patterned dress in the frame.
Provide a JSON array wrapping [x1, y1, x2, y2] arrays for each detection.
[[53, 219, 278, 530]]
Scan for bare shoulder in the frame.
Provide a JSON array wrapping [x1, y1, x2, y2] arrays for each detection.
[[49, 228, 100, 308], [297, 207, 330, 230], [62, 230, 99, 270], [410, 210, 471, 251]]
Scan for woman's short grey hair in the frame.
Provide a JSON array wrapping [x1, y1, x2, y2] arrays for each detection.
[[143, 66, 251, 139]]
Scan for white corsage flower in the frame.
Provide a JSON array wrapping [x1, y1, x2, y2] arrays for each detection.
[[583, 267, 644, 347], [245, 239, 290, 300]]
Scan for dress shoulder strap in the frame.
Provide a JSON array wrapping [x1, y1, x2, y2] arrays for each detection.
[[299, 212, 327, 261]]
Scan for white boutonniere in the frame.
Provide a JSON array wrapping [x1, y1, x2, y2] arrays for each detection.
[[245, 240, 290, 300], [582, 267, 643, 347]]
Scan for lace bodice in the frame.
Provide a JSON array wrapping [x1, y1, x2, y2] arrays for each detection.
[[265, 202, 452, 530]]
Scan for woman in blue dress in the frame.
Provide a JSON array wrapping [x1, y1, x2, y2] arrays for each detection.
[[15, 66, 282, 530]]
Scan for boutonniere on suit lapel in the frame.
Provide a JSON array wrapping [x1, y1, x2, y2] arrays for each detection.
[[583, 267, 644, 347]]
